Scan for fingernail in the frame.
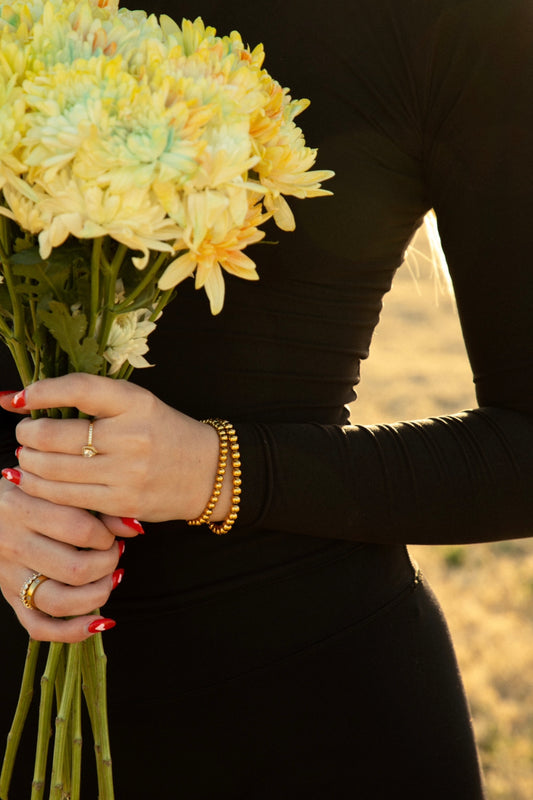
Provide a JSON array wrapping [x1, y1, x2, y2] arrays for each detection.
[[117, 539, 126, 558], [88, 618, 116, 634], [2, 468, 21, 485], [120, 517, 144, 534], [11, 390, 26, 408], [15, 446, 22, 459], [112, 568, 125, 590], [0, 390, 17, 397]]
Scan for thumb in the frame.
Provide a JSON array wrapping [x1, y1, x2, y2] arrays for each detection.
[[2, 374, 129, 418]]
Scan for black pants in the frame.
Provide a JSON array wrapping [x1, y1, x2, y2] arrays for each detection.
[[1, 544, 486, 799]]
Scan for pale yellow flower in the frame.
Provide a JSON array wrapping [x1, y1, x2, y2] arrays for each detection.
[[102, 307, 156, 374], [1, 182, 44, 232], [0, 75, 27, 191], [29, 176, 181, 265]]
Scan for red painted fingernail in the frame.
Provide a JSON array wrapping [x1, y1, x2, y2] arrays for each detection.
[[15, 446, 22, 459], [0, 390, 17, 397], [2, 468, 21, 485], [112, 568, 125, 590], [11, 390, 26, 408], [120, 517, 144, 534], [88, 618, 116, 634], [117, 539, 126, 558]]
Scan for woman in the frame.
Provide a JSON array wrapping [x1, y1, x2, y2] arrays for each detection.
[[1, 0, 532, 796]]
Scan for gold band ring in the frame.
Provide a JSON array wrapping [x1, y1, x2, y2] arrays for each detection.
[[82, 419, 98, 457], [20, 573, 49, 610]]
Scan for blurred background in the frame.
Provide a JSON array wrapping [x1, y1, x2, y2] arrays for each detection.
[[350, 223, 533, 800]]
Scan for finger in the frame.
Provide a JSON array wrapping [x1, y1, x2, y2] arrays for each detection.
[[17, 449, 111, 486], [3, 467, 131, 517], [4, 537, 120, 587], [14, 571, 123, 618], [17, 606, 117, 643], [11, 374, 134, 418], [0, 485, 116, 550], [16, 416, 108, 456], [100, 514, 145, 537]]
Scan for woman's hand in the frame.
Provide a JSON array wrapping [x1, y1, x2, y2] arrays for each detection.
[[0, 373, 227, 523], [0, 476, 127, 642]]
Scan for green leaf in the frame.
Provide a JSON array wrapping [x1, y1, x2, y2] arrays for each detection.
[[13, 235, 36, 253], [37, 301, 103, 374], [10, 243, 90, 303]]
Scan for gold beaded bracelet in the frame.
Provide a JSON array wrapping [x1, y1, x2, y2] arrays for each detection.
[[208, 420, 241, 535], [186, 419, 241, 535]]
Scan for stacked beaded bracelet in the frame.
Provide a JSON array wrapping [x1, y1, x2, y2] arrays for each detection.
[[187, 419, 241, 535]]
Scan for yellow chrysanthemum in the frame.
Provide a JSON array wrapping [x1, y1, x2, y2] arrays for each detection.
[[159, 200, 267, 314]]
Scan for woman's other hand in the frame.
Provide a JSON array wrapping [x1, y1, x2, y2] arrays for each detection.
[[0, 374, 228, 523], [0, 476, 126, 642]]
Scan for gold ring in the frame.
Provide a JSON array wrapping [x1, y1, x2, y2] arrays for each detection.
[[82, 419, 98, 457], [20, 573, 49, 610]]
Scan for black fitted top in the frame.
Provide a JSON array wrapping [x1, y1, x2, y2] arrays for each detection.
[[1, 0, 533, 598]]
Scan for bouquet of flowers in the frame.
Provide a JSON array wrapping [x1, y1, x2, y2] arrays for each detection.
[[0, 0, 332, 796]]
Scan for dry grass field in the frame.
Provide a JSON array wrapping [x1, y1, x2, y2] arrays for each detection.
[[350, 224, 533, 800]]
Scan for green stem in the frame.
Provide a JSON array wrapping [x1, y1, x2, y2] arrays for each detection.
[[88, 237, 103, 338], [0, 216, 11, 261], [114, 250, 170, 313], [0, 254, 34, 386], [81, 630, 114, 799], [108, 242, 129, 277], [80, 635, 103, 792], [0, 304, 13, 343], [70, 670, 82, 800], [52, 650, 71, 799], [49, 644, 80, 800], [54, 649, 66, 713], [96, 243, 129, 357], [92, 632, 114, 800], [31, 643, 64, 800], [0, 638, 41, 799], [150, 288, 174, 322], [0, 313, 14, 341], [28, 296, 41, 382], [116, 362, 134, 381]]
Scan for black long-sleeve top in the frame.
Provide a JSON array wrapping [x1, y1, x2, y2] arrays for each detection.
[[1, 0, 533, 597]]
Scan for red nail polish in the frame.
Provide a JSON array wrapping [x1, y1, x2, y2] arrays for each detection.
[[0, 390, 17, 397], [117, 539, 126, 558], [2, 468, 21, 485], [88, 618, 116, 634], [11, 390, 26, 408], [15, 446, 22, 459], [120, 517, 145, 534], [112, 569, 125, 590]]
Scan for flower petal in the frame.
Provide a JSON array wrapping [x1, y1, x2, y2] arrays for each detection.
[[203, 263, 225, 315], [158, 251, 197, 290]]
